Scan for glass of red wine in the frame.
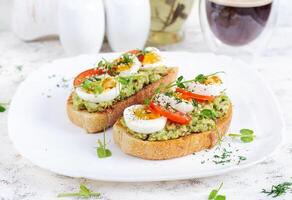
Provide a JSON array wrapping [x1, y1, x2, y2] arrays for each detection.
[[199, 0, 278, 62]]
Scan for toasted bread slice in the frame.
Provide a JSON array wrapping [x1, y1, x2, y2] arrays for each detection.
[[113, 105, 232, 160], [67, 67, 178, 133]]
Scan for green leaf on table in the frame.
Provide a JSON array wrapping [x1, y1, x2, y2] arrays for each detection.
[[262, 182, 292, 198], [0, 105, 6, 112], [57, 184, 100, 199], [215, 195, 226, 200], [208, 183, 225, 200]]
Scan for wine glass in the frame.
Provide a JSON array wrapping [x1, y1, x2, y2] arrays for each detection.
[[199, 0, 279, 62]]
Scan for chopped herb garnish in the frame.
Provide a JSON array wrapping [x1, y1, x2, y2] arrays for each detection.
[[262, 182, 292, 198], [192, 99, 198, 107], [16, 65, 23, 71], [237, 156, 247, 165], [57, 184, 100, 198], [229, 129, 255, 143], [97, 131, 112, 159], [212, 148, 232, 165], [208, 182, 226, 200]]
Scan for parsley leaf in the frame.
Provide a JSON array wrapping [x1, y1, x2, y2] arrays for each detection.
[[96, 131, 112, 159], [262, 182, 292, 198], [176, 75, 186, 88], [200, 109, 217, 120], [229, 129, 255, 143], [208, 183, 225, 200], [57, 184, 100, 199], [194, 74, 207, 84]]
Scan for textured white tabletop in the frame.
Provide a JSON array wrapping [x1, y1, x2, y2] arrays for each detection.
[[1, 4, 292, 200]]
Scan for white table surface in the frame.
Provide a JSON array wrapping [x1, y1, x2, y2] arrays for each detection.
[[1, 11, 292, 200]]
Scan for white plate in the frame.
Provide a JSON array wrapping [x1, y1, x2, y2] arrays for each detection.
[[8, 52, 284, 182]]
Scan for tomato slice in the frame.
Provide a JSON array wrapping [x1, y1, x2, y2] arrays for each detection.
[[149, 102, 191, 125], [127, 49, 144, 62], [73, 68, 105, 87], [176, 88, 215, 102]]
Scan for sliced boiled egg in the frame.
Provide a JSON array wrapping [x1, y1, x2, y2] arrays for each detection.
[[155, 93, 194, 114], [141, 47, 165, 68], [75, 75, 121, 103], [124, 105, 167, 134], [112, 54, 141, 77], [186, 75, 225, 97]]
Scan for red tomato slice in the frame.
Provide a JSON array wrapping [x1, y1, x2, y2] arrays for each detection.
[[149, 102, 191, 125], [73, 68, 105, 87], [176, 88, 215, 102], [127, 49, 144, 62]]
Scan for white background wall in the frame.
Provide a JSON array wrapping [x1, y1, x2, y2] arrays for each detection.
[[0, 0, 291, 32]]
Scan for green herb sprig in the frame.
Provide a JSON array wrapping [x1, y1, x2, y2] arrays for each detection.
[[0, 105, 6, 112], [229, 129, 255, 143], [262, 182, 292, 198], [57, 184, 100, 199], [208, 182, 226, 200], [0, 102, 9, 113], [97, 131, 112, 159]]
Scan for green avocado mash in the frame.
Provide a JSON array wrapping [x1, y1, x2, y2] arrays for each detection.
[[120, 95, 231, 141], [72, 66, 168, 112]]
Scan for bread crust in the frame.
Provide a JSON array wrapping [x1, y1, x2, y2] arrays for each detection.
[[113, 105, 232, 160], [67, 67, 178, 133]]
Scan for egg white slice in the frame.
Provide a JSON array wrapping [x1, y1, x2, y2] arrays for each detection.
[[155, 94, 194, 114], [76, 81, 121, 103], [186, 82, 225, 97], [124, 105, 167, 134], [119, 56, 141, 77]]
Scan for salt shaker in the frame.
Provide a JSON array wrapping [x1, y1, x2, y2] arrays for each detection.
[[104, 0, 150, 52], [58, 0, 105, 55]]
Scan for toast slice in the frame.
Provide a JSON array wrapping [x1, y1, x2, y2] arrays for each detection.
[[67, 67, 178, 133], [113, 105, 232, 160]]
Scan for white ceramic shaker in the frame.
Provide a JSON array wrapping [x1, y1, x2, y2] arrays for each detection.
[[12, 0, 59, 41], [104, 0, 150, 52], [58, 0, 105, 56]]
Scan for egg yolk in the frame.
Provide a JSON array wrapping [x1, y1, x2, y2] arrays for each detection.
[[112, 57, 133, 72], [134, 107, 160, 120], [142, 52, 161, 65], [102, 77, 117, 90], [205, 75, 222, 85]]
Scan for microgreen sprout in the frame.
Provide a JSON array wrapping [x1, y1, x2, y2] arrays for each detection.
[[96, 131, 112, 159], [208, 182, 226, 200], [229, 129, 255, 143], [57, 184, 100, 199]]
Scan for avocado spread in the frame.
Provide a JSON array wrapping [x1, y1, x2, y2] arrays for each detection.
[[120, 95, 231, 141], [72, 67, 168, 112]]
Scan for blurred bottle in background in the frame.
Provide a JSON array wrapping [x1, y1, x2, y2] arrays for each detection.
[[148, 0, 195, 45]]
